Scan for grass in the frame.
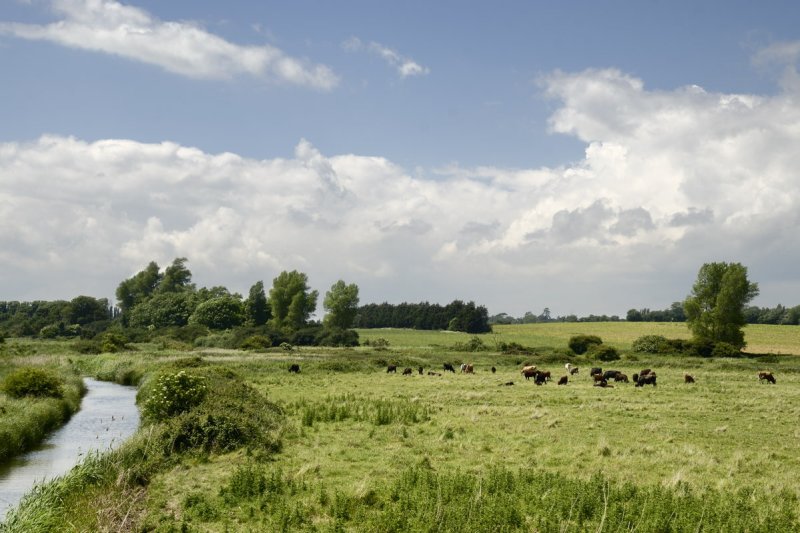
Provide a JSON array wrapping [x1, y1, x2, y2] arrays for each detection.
[[5, 323, 800, 531]]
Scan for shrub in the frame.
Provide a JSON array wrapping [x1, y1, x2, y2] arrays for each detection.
[[2, 367, 64, 399], [690, 338, 715, 357], [711, 342, 741, 358], [240, 335, 272, 350], [631, 335, 670, 353], [143, 371, 208, 422], [590, 345, 620, 362], [99, 332, 129, 353], [369, 338, 390, 351], [317, 328, 359, 347], [568, 335, 603, 355], [499, 342, 533, 355], [39, 324, 61, 339], [452, 336, 488, 352]]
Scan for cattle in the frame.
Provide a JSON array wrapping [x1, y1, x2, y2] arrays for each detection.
[[684, 373, 695, 384], [635, 373, 657, 387], [639, 368, 652, 377], [632, 373, 639, 383], [758, 371, 776, 384], [288, 364, 300, 373], [521, 366, 538, 380], [539, 370, 551, 382], [443, 363, 455, 373], [557, 375, 568, 385], [590, 367, 603, 377], [402, 367, 413, 375], [428, 371, 442, 376], [593, 379, 613, 388], [603, 370, 620, 381], [534, 372, 548, 385], [614, 373, 629, 383], [491, 366, 497, 374], [570, 366, 579, 375], [460, 363, 467, 373], [592, 373, 606, 383], [418, 366, 424, 375], [464, 364, 475, 374], [387, 365, 397, 373]]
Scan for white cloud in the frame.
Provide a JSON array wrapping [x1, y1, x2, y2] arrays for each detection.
[[0, 0, 338, 89], [343, 36, 429, 78], [3, 67, 800, 313]]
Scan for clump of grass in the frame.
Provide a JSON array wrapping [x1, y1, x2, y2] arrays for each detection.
[[289, 394, 431, 427]]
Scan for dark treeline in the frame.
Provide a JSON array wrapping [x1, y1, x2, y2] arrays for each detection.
[[354, 301, 491, 334], [625, 302, 686, 322], [0, 297, 115, 338], [489, 308, 622, 324]]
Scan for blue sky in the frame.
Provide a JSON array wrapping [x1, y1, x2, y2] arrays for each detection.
[[1, 0, 800, 317]]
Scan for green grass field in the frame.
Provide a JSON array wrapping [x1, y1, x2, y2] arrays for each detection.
[[5, 323, 800, 531]]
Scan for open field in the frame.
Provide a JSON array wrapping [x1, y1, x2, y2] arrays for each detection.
[[4, 324, 800, 531]]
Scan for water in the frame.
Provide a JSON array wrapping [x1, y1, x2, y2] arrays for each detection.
[[0, 378, 140, 520]]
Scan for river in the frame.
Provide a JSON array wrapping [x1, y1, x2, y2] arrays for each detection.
[[0, 378, 140, 520]]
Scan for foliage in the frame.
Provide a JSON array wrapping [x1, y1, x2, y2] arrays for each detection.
[[568, 334, 603, 354], [364, 337, 390, 351], [452, 335, 488, 352], [2, 367, 65, 399], [323, 280, 360, 329], [631, 334, 671, 353], [142, 371, 208, 422], [244, 281, 270, 326], [189, 295, 244, 330], [240, 335, 272, 350], [711, 341, 741, 358], [128, 291, 195, 329], [684, 262, 759, 349], [354, 300, 491, 333], [115, 260, 162, 315], [269, 270, 319, 331], [157, 257, 193, 294], [317, 327, 360, 347], [589, 344, 620, 361]]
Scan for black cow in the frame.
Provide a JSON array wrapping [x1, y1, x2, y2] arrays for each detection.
[[288, 364, 300, 373], [557, 376, 568, 385], [443, 363, 456, 373], [590, 367, 603, 377], [534, 372, 548, 385], [635, 373, 657, 387], [491, 366, 496, 374], [602, 370, 620, 381], [402, 367, 413, 375], [418, 366, 424, 375], [387, 365, 397, 373]]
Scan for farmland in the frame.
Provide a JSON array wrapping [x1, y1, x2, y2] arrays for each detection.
[[3, 322, 800, 531]]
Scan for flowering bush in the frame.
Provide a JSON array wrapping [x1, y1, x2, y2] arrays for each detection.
[[143, 371, 208, 422]]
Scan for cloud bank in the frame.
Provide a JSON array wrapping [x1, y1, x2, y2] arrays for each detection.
[[2, 68, 799, 313], [0, 0, 338, 89]]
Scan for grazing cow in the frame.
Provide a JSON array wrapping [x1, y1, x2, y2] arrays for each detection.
[[539, 370, 552, 382], [491, 366, 497, 374], [593, 379, 612, 388], [387, 365, 397, 373], [758, 371, 776, 384], [639, 368, 652, 377], [288, 364, 300, 373], [603, 370, 620, 381], [557, 375, 568, 385], [460, 363, 467, 373], [632, 373, 639, 383], [592, 373, 606, 383], [521, 366, 538, 380], [684, 373, 695, 384], [443, 363, 455, 373], [418, 366, 424, 375], [565, 362, 574, 374], [570, 366, 579, 375], [402, 367, 413, 375], [534, 372, 548, 385], [464, 364, 475, 374], [614, 373, 629, 383], [590, 367, 603, 377], [635, 373, 657, 387]]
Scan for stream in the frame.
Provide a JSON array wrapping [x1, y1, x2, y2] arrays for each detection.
[[0, 378, 140, 520]]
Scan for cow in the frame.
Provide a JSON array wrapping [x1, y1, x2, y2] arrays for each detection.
[[684, 373, 695, 384], [491, 366, 497, 374], [288, 364, 300, 373], [521, 366, 538, 380], [534, 372, 548, 385], [539, 370, 552, 382], [592, 373, 606, 383], [614, 373, 629, 383], [758, 371, 776, 384], [387, 365, 397, 373], [402, 367, 413, 375], [557, 375, 568, 385], [635, 373, 657, 387], [593, 379, 612, 388], [639, 368, 652, 377], [464, 364, 475, 374], [632, 373, 639, 383], [460, 363, 467, 373], [590, 367, 603, 378], [565, 362, 574, 374], [570, 366, 579, 375], [418, 366, 424, 375], [443, 363, 455, 373], [428, 371, 442, 376], [603, 370, 620, 381]]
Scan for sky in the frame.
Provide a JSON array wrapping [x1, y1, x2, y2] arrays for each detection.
[[1, 0, 800, 318]]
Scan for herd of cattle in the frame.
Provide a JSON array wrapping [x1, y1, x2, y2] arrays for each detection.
[[286, 361, 779, 386]]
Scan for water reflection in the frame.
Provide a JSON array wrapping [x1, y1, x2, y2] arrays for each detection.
[[0, 378, 139, 520]]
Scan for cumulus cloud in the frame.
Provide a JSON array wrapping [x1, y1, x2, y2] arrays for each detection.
[[343, 36, 429, 78], [0, 0, 338, 89], [3, 67, 800, 313]]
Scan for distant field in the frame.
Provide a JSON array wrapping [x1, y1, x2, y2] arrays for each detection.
[[357, 322, 800, 355]]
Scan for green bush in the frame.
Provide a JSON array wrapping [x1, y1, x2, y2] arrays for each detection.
[[631, 335, 670, 353], [568, 335, 603, 355], [317, 328, 360, 347], [143, 370, 208, 422], [2, 367, 64, 399], [240, 335, 272, 350], [589, 344, 620, 362], [711, 341, 741, 358]]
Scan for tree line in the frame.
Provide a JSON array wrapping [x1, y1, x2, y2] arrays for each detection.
[[353, 301, 491, 333]]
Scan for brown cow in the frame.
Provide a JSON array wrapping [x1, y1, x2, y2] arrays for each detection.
[[758, 371, 776, 384], [464, 364, 475, 374], [539, 370, 551, 382], [684, 373, 695, 384], [557, 375, 568, 385], [614, 373, 629, 383], [521, 366, 538, 380], [402, 367, 413, 375], [635, 372, 657, 387], [593, 379, 613, 388], [592, 373, 606, 383]]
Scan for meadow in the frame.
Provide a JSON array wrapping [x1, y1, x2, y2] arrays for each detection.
[[3, 322, 800, 531]]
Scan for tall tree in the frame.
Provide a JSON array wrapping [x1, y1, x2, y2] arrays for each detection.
[[323, 280, 360, 329], [683, 262, 759, 349], [158, 257, 193, 293], [269, 271, 318, 331], [116, 261, 162, 314], [244, 281, 270, 326]]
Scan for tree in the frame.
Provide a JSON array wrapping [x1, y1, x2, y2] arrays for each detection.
[[269, 271, 318, 331], [323, 280, 360, 329], [245, 281, 271, 326], [68, 296, 110, 325], [683, 262, 759, 350], [158, 257, 193, 293], [189, 296, 244, 330], [116, 261, 162, 314], [129, 292, 195, 329]]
